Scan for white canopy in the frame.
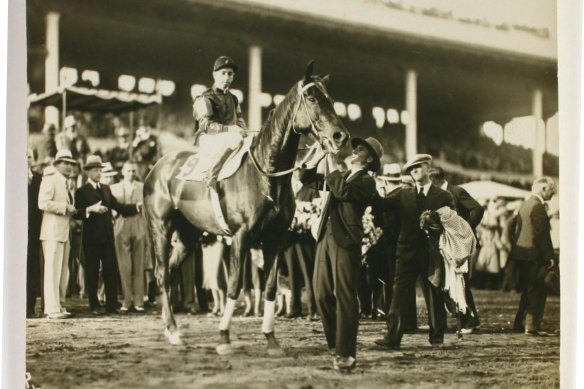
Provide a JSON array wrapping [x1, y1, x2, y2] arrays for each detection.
[[459, 180, 530, 200]]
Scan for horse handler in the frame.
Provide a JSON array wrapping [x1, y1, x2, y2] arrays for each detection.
[[302, 137, 383, 372]]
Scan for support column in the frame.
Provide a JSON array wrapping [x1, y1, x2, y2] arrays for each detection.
[[532, 89, 544, 177], [45, 12, 60, 126], [405, 69, 418, 161], [248, 45, 263, 133]]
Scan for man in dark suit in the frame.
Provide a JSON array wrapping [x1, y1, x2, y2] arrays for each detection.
[[375, 154, 454, 350], [430, 166, 484, 333], [302, 137, 383, 372], [510, 176, 556, 336], [27, 149, 43, 318], [74, 155, 141, 314]]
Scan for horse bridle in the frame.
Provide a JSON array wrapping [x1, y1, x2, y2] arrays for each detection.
[[248, 80, 329, 178]]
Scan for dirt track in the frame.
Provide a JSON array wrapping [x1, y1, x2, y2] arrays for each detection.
[[26, 290, 559, 389]]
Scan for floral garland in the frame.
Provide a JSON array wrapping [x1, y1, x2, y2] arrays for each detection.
[[361, 206, 383, 265], [289, 198, 323, 235]]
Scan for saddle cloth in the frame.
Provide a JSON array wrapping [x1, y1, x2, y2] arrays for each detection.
[[175, 136, 253, 181]]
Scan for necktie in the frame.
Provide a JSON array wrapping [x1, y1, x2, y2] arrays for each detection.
[[417, 186, 426, 212], [67, 191, 73, 205]]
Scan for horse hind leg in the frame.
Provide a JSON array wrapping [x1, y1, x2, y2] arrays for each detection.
[[144, 200, 182, 345]]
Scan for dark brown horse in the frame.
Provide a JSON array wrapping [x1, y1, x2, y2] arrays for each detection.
[[143, 62, 349, 354]]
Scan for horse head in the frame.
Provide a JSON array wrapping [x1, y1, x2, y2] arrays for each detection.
[[291, 61, 349, 155]]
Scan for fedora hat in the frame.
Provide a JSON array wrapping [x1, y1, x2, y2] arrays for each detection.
[[382, 163, 402, 182], [101, 162, 118, 177], [213, 56, 238, 72], [351, 137, 384, 172], [64, 115, 77, 129], [84, 155, 104, 170], [53, 149, 77, 165], [403, 154, 432, 173]]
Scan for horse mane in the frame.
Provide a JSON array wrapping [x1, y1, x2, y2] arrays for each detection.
[[251, 82, 300, 174]]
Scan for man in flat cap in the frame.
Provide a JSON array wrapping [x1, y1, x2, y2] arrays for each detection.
[[374, 153, 454, 350], [302, 137, 383, 372], [192, 56, 248, 190], [74, 155, 142, 315], [430, 166, 484, 334]]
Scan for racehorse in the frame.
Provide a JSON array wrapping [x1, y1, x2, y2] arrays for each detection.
[[143, 61, 349, 354]]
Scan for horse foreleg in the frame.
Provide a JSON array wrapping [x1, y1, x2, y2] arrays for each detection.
[[216, 230, 249, 355], [262, 253, 283, 356]]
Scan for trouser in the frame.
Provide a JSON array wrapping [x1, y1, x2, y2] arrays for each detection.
[[84, 241, 119, 311], [283, 237, 317, 315], [41, 240, 70, 315], [27, 237, 42, 315], [199, 133, 242, 181], [386, 250, 446, 346], [115, 228, 145, 309], [313, 226, 360, 358], [513, 260, 548, 332]]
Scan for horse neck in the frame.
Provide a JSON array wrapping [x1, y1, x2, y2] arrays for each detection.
[[251, 87, 300, 176]]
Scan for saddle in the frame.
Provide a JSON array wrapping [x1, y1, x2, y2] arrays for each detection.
[[175, 137, 253, 182]]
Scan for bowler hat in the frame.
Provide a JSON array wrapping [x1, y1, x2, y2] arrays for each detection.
[[351, 137, 384, 172], [213, 56, 238, 72], [84, 155, 104, 170], [403, 154, 432, 173], [53, 149, 77, 165], [64, 115, 77, 129], [382, 163, 402, 182]]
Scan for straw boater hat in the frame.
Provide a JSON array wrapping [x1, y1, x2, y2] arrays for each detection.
[[382, 163, 402, 182], [101, 162, 118, 177], [53, 149, 77, 165], [350, 137, 384, 172], [84, 155, 104, 170], [64, 115, 77, 129], [403, 154, 432, 173]]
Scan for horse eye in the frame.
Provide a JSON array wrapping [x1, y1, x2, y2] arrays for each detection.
[[306, 96, 317, 103]]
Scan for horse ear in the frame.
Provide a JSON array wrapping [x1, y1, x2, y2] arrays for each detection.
[[304, 60, 315, 83], [321, 74, 331, 85]]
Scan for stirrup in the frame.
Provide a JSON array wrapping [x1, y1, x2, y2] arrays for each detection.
[[204, 176, 218, 191]]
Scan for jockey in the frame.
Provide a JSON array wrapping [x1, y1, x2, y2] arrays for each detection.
[[193, 56, 248, 190]]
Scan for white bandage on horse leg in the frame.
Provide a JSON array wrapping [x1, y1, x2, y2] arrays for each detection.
[[219, 298, 237, 331], [262, 300, 276, 334]]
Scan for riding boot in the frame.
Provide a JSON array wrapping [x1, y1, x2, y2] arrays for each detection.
[[204, 147, 236, 190]]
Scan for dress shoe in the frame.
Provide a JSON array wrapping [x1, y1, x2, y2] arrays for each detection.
[[242, 310, 252, 317], [120, 307, 130, 313], [106, 307, 121, 315], [431, 342, 445, 349], [284, 311, 301, 319], [47, 312, 69, 319], [374, 337, 400, 350], [460, 325, 480, 335], [333, 356, 356, 372], [134, 306, 145, 312], [60, 308, 72, 316], [525, 329, 548, 337]]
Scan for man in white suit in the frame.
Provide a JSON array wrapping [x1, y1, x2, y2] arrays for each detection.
[[38, 149, 78, 319], [110, 161, 147, 312]]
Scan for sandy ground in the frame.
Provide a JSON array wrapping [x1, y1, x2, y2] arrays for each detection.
[[26, 290, 559, 389]]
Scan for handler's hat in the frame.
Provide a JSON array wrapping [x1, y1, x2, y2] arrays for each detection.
[[382, 163, 402, 181], [64, 115, 77, 129], [53, 149, 77, 165], [351, 137, 384, 172], [84, 155, 104, 170], [213, 56, 238, 72], [101, 162, 118, 177], [403, 154, 432, 173]]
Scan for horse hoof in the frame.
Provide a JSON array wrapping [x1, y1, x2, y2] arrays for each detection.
[[267, 346, 284, 356], [216, 343, 234, 355], [164, 328, 183, 345]]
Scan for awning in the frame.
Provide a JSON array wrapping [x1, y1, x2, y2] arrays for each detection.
[[459, 180, 531, 200], [28, 86, 162, 113]]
